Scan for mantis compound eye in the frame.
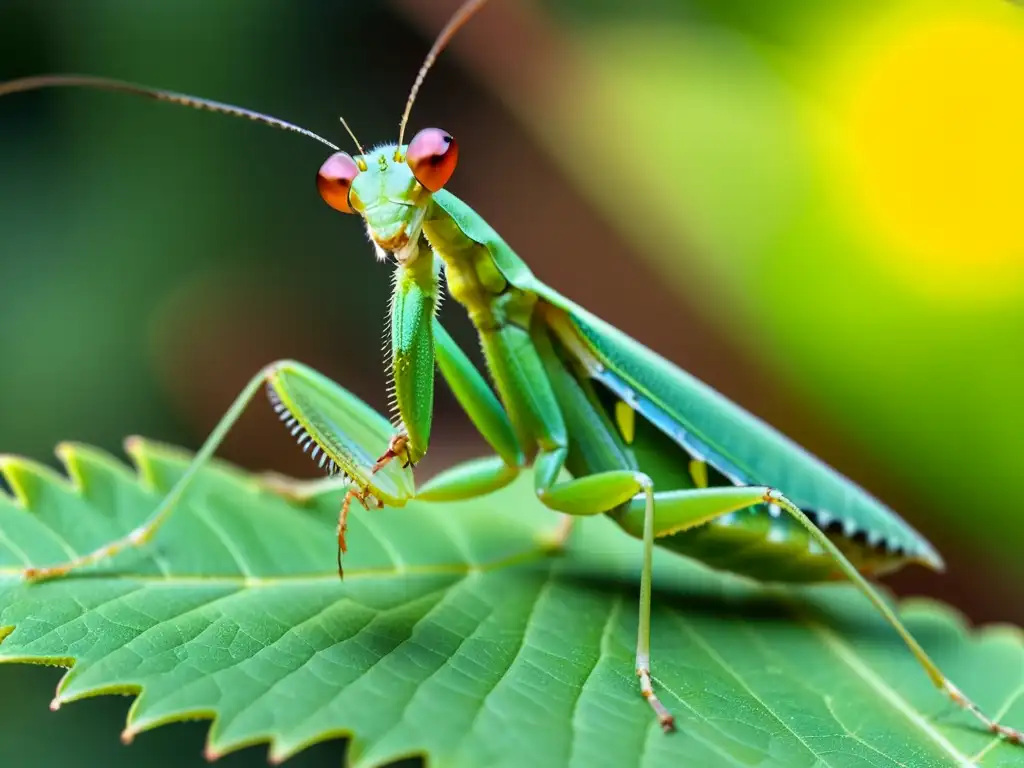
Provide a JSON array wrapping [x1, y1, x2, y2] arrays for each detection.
[[317, 152, 360, 214], [406, 127, 459, 192]]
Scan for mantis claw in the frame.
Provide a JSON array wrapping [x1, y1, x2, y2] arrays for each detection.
[[336, 485, 377, 579], [945, 680, 1024, 746], [372, 434, 412, 474], [637, 666, 676, 733]]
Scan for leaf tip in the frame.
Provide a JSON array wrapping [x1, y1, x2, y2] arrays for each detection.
[[123, 436, 179, 493], [124, 436, 160, 492], [49, 696, 61, 712], [123, 435, 144, 456], [53, 442, 90, 492], [204, 744, 222, 762], [0, 453, 79, 508], [0, 455, 29, 506], [123, 436, 148, 474], [120, 726, 136, 745], [53, 441, 80, 462]]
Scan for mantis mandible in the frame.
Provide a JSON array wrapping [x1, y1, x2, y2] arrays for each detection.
[[1, 0, 1021, 745]]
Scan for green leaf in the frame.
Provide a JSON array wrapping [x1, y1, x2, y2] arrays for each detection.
[[0, 440, 1021, 767]]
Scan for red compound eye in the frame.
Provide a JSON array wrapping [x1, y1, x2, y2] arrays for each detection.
[[316, 152, 360, 214], [406, 127, 459, 192]]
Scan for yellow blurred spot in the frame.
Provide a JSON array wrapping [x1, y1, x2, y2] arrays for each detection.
[[689, 460, 708, 490], [835, 8, 1024, 303], [614, 400, 635, 445]]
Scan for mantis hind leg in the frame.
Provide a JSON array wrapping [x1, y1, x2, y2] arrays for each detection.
[[621, 486, 1024, 746]]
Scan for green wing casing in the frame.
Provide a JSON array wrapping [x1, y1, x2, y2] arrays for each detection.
[[431, 190, 943, 572], [559, 312, 943, 574]]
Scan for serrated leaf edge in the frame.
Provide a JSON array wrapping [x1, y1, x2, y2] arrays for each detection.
[[1, 441, 1022, 766]]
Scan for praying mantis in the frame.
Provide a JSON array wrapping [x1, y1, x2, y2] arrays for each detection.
[[1, 0, 1021, 747]]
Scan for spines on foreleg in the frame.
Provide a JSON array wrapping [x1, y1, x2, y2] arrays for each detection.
[[267, 385, 346, 478]]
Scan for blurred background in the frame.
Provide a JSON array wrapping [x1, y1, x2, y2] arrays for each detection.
[[0, 0, 1021, 764]]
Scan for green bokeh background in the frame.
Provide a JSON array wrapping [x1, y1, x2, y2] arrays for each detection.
[[1, 1, 1021, 765]]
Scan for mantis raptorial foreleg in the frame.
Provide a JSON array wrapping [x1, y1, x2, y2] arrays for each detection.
[[373, 320, 537, 506], [22, 360, 412, 582]]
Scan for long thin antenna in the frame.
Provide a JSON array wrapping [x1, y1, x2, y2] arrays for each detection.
[[0, 74, 340, 151], [339, 116, 367, 157], [396, 0, 488, 153]]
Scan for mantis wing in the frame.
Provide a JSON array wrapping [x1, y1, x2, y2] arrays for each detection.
[[432, 191, 942, 570]]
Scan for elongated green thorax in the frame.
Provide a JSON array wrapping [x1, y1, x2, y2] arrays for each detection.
[[389, 240, 439, 464]]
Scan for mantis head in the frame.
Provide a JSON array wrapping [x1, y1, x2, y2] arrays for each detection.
[[315, 128, 459, 265], [0, 0, 484, 274], [312, 0, 481, 265]]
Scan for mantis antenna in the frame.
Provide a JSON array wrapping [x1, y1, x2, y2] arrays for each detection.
[[396, 0, 489, 155], [0, 74, 340, 152], [339, 116, 367, 159]]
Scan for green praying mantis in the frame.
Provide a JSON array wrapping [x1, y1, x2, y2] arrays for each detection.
[[1, 0, 1021, 746]]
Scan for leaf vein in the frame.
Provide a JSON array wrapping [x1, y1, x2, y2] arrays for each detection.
[[667, 609, 830, 763], [353, 507, 407, 573], [454, 563, 559, 758], [59, 586, 243, 695], [21, 510, 80, 562], [193, 501, 253, 578], [970, 663, 1024, 763], [566, 592, 621, 767], [801, 614, 975, 766], [0, 527, 31, 567], [0, 583, 147, 665], [162, 595, 379, 742], [823, 694, 910, 768]]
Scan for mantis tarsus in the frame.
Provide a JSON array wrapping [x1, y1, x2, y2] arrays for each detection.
[[1, 0, 1021, 747]]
